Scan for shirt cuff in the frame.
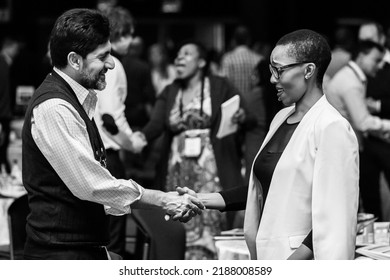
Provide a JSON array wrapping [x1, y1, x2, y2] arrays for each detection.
[[104, 179, 145, 216]]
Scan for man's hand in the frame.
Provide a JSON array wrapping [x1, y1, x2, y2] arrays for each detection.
[[366, 97, 381, 114], [130, 131, 147, 153]]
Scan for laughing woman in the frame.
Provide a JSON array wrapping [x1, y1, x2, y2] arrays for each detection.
[[139, 41, 254, 259]]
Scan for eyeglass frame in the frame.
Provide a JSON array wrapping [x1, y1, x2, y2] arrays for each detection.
[[269, 61, 312, 79]]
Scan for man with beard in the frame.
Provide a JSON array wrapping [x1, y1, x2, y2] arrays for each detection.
[[22, 8, 204, 260]]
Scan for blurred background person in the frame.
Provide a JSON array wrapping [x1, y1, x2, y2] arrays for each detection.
[[360, 22, 390, 221], [0, 34, 22, 173], [121, 36, 156, 186], [325, 39, 390, 221], [323, 25, 355, 89], [220, 25, 266, 183], [136, 40, 254, 259], [148, 42, 176, 97], [146, 42, 177, 191], [94, 5, 137, 259], [326, 40, 387, 149]]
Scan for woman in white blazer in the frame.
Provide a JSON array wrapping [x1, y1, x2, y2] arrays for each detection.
[[177, 29, 359, 260]]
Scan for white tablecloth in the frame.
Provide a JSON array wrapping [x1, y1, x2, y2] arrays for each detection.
[[0, 198, 14, 246], [0, 185, 27, 245], [214, 222, 390, 260], [214, 238, 249, 260]]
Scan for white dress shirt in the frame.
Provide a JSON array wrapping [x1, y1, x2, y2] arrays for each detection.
[[326, 61, 390, 147], [31, 67, 144, 215]]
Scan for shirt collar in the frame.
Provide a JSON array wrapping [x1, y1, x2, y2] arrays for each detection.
[[348, 61, 367, 84], [53, 67, 97, 119]]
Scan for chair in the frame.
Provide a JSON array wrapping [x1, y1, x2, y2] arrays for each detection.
[[130, 208, 186, 260], [7, 194, 29, 260]]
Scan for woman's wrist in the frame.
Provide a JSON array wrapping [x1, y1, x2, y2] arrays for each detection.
[[198, 192, 226, 210]]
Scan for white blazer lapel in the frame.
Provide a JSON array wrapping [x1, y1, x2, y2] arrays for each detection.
[[244, 105, 295, 259]]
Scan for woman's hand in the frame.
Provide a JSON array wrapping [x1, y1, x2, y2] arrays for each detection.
[[231, 108, 246, 124]]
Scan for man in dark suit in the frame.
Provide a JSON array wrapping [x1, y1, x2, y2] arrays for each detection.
[[121, 36, 156, 186]]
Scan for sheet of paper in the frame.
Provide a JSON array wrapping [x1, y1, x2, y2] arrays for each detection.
[[216, 95, 240, 139]]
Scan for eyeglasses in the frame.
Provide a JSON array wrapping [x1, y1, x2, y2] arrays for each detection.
[[269, 61, 311, 79]]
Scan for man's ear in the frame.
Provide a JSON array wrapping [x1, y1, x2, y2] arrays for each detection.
[[304, 63, 316, 79], [68, 52, 81, 70]]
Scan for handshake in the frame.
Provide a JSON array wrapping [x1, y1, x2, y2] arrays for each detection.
[[164, 186, 205, 223]]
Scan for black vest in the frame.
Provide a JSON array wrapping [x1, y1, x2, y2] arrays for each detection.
[[22, 71, 109, 247]]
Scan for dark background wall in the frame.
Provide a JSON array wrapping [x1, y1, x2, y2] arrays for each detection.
[[3, 0, 390, 54], [1, 0, 390, 93]]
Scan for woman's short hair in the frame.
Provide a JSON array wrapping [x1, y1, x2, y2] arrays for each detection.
[[276, 29, 331, 88], [50, 8, 110, 68]]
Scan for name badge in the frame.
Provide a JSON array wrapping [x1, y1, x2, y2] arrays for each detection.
[[184, 137, 202, 158]]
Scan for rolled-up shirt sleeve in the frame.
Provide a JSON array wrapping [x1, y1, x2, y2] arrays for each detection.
[[31, 98, 144, 215], [342, 88, 390, 132]]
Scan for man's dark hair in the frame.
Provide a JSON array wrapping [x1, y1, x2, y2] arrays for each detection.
[[351, 40, 385, 61], [49, 8, 110, 68], [104, 6, 134, 43], [276, 29, 331, 88]]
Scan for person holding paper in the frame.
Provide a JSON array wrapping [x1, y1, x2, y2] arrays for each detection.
[[178, 29, 360, 260], [134, 40, 255, 259]]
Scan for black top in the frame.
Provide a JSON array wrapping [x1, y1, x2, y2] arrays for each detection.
[[253, 119, 298, 199]]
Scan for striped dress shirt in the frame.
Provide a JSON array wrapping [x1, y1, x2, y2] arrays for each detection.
[[221, 45, 262, 97]]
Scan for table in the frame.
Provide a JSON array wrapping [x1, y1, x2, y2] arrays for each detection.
[[0, 184, 27, 246], [214, 223, 390, 260], [214, 237, 249, 260], [356, 222, 390, 247]]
